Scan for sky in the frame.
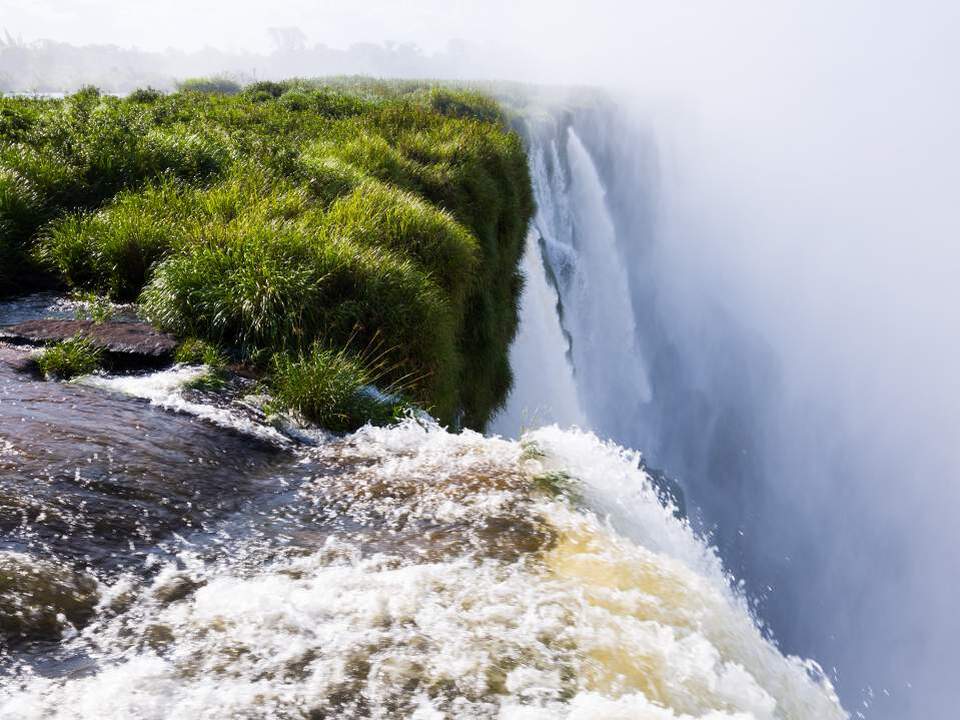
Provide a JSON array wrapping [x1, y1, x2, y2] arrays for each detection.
[[0, 0, 832, 90], [9, 1, 951, 101], [2, 0, 553, 53]]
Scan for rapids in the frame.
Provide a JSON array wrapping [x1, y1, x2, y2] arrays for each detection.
[[0, 364, 846, 717]]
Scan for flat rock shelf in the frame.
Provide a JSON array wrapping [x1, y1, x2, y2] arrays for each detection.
[[0, 319, 178, 369]]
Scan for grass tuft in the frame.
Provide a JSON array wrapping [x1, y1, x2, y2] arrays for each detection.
[[37, 179, 198, 300], [70, 291, 115, 323], [174, 337, 228, 368], [269, 343, 409, 432], [176, 339, 230, 391], [321, 179, 479, 306], [35, 335, 103, 380], [0, 168, 43, 293], [140, 221, 460, 418], [177, 77, 242, 95]]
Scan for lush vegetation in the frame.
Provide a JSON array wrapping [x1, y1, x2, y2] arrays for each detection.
[[176, 76, 242, 95], [0, 79, 533, 429], [173, 337, 228, 368], [269, 343, 410, 432], [35, 335, 103, 379]]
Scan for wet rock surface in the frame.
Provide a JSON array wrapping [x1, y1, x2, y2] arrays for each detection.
[[0, 362, 288, 575], [0, 343, 36, 374], [0, 553, 100, 644], [0, 320, 177, 362]]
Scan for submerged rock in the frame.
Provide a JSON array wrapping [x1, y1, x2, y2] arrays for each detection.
[[0, 342, 36, 374], [0, 552, 99, 643]]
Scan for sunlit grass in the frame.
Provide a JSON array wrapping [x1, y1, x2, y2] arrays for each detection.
[[39, 180, 195, 301], [0, 80, 533, 429], [35, 335, 103, 380], [174, 338, 228, 368], [269, 342, 411, 432]]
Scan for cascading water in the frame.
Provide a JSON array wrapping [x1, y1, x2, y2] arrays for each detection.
[[493, 116, 650, 442], [491, 228, 584, 433], [0, 294, 848, 717], [559, 127, 650, 434], [497, 100, 844, 710], [0, 406, 846, 717], [496, 89, 958, 718], [0, 97, 855, 717]]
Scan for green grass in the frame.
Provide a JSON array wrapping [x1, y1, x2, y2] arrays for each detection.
[[70, 290, 115, 323], [139, 218, 460, 418], [35, 335, 103, 380], [0, 167, 44, 294], [175, 339, 230, 391], [0, 230, 15, 296], [0, 79, 533, 430], [321, 179, 479, 306], [269, 343, 409, 432], [174, 337, 228, 367], [176, 77, 242, 95], [38, 179, 198, 301]]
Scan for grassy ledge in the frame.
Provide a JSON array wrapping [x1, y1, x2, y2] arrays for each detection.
[[0, 80, 533, 429]]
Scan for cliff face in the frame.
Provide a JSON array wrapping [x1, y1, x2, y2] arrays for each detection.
[[0, 80, 533, 429]]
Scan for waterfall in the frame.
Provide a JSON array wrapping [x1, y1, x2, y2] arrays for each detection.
[[495, 117, 650, 444], [563, 128, 651, 435], [499, 88, 960, 718], [497, 100, 862, 712], [0, 412, 848, 719], [490, 225, 586, 435]]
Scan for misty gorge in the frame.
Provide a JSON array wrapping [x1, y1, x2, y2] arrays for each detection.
[[2, 3, 960, 719]]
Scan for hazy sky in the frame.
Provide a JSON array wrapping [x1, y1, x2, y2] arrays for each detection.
[[2, 0, 565, 53], [0, 0, 879, 113], [7, 1, 956, 105]]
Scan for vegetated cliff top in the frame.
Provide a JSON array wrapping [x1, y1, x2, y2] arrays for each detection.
[[0, 78, 534, 430]]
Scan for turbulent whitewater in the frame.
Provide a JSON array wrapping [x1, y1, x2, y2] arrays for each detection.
[[0, 393, 845, 718]]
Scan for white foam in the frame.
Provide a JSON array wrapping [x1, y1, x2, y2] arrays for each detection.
[[0, 421, 846, 719], [79, 366, 289, 445], [0, 436, 19, 457]]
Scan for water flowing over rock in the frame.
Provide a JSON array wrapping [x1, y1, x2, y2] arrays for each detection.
[[0, 409, 847, 719], [0, 97, 850, 719]]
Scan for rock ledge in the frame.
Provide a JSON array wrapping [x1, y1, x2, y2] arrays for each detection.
[[0, 320, 177, 360]]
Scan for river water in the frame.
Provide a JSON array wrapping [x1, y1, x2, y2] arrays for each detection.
[[0, 294, 846, 719]]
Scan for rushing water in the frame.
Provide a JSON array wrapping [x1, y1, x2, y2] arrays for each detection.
[[497, 96, 951, 716], [0, 292, 846, 717], [493, 116, 649, 440]]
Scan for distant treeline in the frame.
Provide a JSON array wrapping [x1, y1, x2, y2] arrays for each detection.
[[0, 32, 495, 94]]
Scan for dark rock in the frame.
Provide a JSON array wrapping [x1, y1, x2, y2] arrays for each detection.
[[152, 574, 202, 605], [0, 552, 100, 643], [0, 319, 177, 361], [0, 342, 39, 374], [639, 459, 687, 520]]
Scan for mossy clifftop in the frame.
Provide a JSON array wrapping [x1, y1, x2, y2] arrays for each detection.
[[0, 80, 534, 429]]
